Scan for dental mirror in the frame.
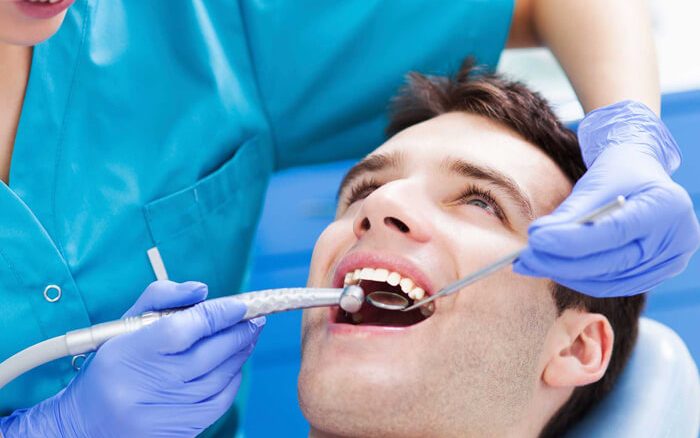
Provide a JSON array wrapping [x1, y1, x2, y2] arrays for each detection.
[[366, 291, 410, 311]]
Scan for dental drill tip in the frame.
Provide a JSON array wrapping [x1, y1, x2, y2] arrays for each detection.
[[340, 285, 365, 313]]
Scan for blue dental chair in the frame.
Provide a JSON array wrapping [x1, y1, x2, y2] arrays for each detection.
[[244, 89, 700, 437]]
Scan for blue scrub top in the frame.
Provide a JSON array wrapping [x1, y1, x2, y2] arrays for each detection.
[[0, 0, 513, 435]]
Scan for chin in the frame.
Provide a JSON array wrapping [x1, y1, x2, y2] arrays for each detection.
[[1, 16, 65, 46], [299, 342, 432, 438]]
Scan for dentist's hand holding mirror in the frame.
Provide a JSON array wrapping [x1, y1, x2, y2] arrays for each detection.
[[515, 101, 700, 297]]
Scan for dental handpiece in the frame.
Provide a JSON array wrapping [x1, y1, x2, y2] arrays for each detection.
[[0, 285, 364, 389], [65, 285, 365, 357]]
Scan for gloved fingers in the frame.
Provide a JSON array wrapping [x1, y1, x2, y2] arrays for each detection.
[[528, 184, 684, 258], [192, 371, 243, 427], [514, 241, 644, 281], [527, 167, 616, 231], [528, 145, 672, 235], [547, 253, 689, 297], [161, 372, 244, 432], [133, 372, 243, 436], [186, 348, 252, 399], [146, 348, 252, 405], [147, 296, 248, 354], [124, 281, 208, 317], [174, 317, 264, 382]]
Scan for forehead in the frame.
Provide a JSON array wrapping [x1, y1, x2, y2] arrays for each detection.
[[375, 112, 572, 216]]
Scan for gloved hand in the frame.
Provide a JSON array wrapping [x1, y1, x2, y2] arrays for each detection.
[[0, 280, 265, 438], [514, 100, 700, 297]]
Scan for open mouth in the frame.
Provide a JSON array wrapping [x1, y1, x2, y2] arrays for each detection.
[[335, 267, 435, 327]]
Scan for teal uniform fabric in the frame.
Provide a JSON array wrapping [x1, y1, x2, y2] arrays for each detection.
[[0, 0, 513, 435]]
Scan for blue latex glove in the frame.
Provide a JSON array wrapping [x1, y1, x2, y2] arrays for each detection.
[[0, 281, 265, 437], [514, 100, 700, 297]]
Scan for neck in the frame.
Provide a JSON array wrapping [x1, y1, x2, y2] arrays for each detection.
[[0, 42, 32, 184]]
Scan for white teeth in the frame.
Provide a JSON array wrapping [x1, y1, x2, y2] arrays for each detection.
[[399, 278, 414, 294], [341, 266, 431, 311], [413, 288, 425, 300], [387, 272, 401, 286], [373, 268, 389, 282]]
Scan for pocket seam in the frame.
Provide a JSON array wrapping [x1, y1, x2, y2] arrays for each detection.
[[143, 136, 265, 244]]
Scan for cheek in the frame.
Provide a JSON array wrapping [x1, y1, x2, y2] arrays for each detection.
[[307, 219, 354, 287], [444, 222, 522, 275], [300, 308, 324, 358], [426, 277, 556, 422]]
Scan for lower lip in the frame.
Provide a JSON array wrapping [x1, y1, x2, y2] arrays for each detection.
[[328, 322, 410, 336], [15, 0, 75, 20]]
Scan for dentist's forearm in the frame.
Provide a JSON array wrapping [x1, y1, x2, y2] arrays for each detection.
[[513, 0, 660, 114]]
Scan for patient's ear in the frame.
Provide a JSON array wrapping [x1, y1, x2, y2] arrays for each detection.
[[542, 310, 614, 388]]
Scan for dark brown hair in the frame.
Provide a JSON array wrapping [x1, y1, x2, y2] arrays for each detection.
[[387, 59, 646, 437]]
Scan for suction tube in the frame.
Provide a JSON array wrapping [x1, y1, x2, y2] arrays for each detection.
[[0, 336, 70, 389], [0, 285, 364, 390]]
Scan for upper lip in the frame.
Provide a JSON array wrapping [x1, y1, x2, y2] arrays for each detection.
[[332, 250, 436, 296]]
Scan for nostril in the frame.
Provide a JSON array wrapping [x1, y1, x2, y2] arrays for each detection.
[[360, 217, 371, 231], [384, 217, 410, 233]]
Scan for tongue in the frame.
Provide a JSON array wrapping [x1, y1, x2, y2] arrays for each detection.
[[350, 304, 426, 327]]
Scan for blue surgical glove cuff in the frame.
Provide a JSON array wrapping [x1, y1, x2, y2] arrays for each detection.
[[0, 392, 71, 438], [578, 100, 682, 175]]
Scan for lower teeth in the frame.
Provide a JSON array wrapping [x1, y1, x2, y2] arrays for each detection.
[[419, 303, 435, 317]]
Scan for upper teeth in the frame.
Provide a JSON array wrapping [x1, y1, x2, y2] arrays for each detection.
[[344, 267, 426, 300]]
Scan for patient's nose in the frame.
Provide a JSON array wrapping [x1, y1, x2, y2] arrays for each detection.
[[353, 182, 431, 243]]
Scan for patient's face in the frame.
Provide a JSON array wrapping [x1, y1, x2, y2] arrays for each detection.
[[299, 113, 573, 437]]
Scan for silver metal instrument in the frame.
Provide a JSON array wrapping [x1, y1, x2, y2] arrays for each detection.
[[66, 285, 365, 356], [366, 196, 626, 312], [0, 285, 365, 389]]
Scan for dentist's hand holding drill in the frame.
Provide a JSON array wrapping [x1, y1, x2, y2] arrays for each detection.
[[0, 281, 265, 438]]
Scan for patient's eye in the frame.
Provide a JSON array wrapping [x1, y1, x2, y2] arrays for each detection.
[[456, 185, 505, 220], [344, 178, 381, 206], [467, 199, 490, 210]]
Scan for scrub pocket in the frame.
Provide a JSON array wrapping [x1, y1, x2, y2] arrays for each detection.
[[143, 136, 270, 295]]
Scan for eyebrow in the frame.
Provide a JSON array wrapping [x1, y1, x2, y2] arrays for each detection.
[[336, 151, 535, 222], [337, 151, 404, 199], [442, 156, 534, 221]]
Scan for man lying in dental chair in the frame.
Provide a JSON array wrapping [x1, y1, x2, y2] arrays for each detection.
[[297, 60, 648, 438]]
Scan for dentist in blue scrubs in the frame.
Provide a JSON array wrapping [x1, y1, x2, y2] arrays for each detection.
[[0, 0, 697, 437]]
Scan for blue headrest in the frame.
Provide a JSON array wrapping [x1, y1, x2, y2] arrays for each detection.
[[567, 318, 700, 437]]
